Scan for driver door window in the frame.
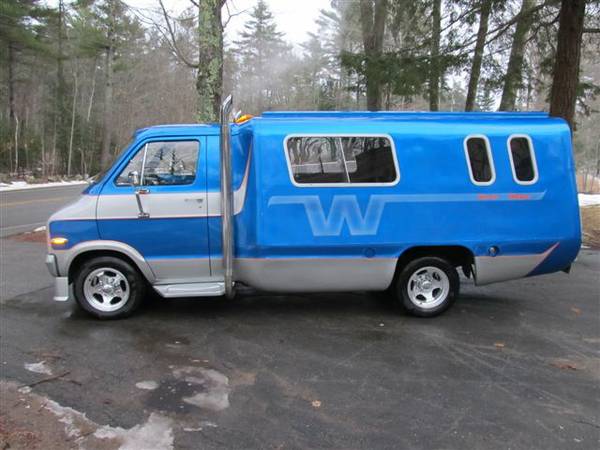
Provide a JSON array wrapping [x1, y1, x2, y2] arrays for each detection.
[[116, 141, 199, 186]]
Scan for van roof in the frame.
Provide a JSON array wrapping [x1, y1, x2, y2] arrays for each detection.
[[133, 110, 556, 138], [134, 123, 222, 138], [259, 111, 550, 120]]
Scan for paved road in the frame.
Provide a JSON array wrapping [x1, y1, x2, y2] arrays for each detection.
[[0, 184, 86, 237], [1, 235, 598, 450]]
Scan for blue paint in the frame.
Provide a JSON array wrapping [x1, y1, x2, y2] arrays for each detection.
[[48, 111, 580, 284], [49, 220, 99, 249], [97, 218, 211, 259]]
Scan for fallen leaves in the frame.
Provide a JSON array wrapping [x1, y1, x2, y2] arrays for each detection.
[[551, 361, 578, 371]]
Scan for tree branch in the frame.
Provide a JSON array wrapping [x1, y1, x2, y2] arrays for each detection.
[[158, 0, 199, 69], [223, 2, 248, 29]]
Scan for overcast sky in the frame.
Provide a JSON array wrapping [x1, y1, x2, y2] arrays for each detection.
[[124, 0, 325, 45]]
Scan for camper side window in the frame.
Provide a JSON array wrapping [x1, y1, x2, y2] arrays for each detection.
[[464, 136, 495, 185], [286, 136, 398, 185], [508, 136, 538, 184]]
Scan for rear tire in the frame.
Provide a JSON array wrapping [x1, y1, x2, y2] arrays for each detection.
[[73, 256, 145, 319], [395, 257, 459, 317]]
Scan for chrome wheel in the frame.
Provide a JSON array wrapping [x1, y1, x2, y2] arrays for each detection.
[[407, 266, 450, 310], [83, 267, 130, 312]]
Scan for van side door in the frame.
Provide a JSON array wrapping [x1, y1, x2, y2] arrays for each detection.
[[96, 137, 211, 284]]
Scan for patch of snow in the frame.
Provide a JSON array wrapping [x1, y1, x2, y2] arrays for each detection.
[[135, 380, 159, 390], [579, 194, 600, 207], [33, 226, 47, 232], [17, 386, 32, 394], [24, 361, 52, 376], [94, 413, 174, 450], [0, 180, 89, 192], [183, 421, 217, 432], [44, 398, 90, 440], [17, 385, 174, 450], [173, 367, 231, 411]]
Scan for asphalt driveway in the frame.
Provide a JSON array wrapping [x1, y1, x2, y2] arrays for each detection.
[[0, 236, 599, 449]]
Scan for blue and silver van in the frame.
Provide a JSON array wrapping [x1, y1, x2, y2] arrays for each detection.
[[46, 98, 581, 318]]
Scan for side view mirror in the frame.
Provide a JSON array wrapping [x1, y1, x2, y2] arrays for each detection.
[[128, 170, 140, 186]]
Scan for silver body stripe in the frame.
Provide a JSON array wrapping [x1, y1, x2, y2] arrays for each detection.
[[148, 258, 215, 284], [97, 191, 208, 219], [232, 257, 397, 292], [53, 240, 157, 282], [474, 243, 558, 285], [48, 195, 97, 222]]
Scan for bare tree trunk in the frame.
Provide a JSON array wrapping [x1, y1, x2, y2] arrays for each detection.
[[68, 66, 78, 177], [499, 0, 534, 111], [196, 0, 224, 122], [549, 0, 586, 131], [100, 4, 116, 171], [8, 42, 16, 173], [8, 43, 16, 127], [51, 119, 57, 176], [56, 0, 67, 173], [465, 0, 492, 111], [14, 115, 19, 171], [41, 126, 46, 177], [87, 60, 97, 123], [360, 0, 388, 111], [429, 0, 441, 111]]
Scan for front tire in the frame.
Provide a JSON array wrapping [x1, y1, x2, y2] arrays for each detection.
[[395, 257, 459, 317], [73, 256, 145, 319]]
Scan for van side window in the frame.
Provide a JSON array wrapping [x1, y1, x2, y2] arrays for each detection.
[[286, 136, 397, 185], [116, 141, 199, 186], [509, 136, 537, 184], [464, 136, 495, 185]]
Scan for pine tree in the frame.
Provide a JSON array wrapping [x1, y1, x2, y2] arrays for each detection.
[[234, 0, 287, 112], [0, 0, 49, 171]]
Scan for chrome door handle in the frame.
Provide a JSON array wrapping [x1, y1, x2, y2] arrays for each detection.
[[135, 188, 150, 218]]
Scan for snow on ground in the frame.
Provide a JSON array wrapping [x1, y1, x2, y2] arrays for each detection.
[[0, 180, 89, 191], [24, 361, 53, 376], [579, 194, 600, 207]]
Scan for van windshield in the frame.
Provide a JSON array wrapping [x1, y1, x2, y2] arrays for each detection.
[[88, 138, 135, 185]]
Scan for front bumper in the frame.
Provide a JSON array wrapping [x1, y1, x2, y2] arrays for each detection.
[[45, 254, 59, 277], [53, 277, 70, 302], [46, 254, 70, 301]]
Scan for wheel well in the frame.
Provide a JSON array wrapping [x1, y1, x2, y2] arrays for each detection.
[[395, 245, 474, 276], [68, 250, 142, 283]]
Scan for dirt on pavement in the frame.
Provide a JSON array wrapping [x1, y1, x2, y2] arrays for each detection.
[[0, 382, 119, 450]]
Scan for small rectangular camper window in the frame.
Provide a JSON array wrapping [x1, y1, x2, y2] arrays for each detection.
[[464, 136, 495, 185], [508, 135, 538, 184], [286, 136, 398, 185]]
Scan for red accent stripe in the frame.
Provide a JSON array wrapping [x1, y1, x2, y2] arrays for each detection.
[[508, 193, 530, 200], [478, 194, 499, 200]]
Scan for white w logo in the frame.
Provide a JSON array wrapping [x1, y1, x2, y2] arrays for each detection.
[[268, 195, 397, 236]]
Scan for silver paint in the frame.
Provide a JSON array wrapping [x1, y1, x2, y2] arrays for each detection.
[[147, 258, 213, 284], [233, 257, 397, 292], [220, 95, 235, 298], [47, 194, 97, 222], [474, 243, 558, 285], [153, 282, 225, 298], [53, 277, 70, 302], [53, 240, 157, 282], [45, 254, 59, 277]]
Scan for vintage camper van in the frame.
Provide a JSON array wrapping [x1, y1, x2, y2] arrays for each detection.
[[45, 97, 581, 318]]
